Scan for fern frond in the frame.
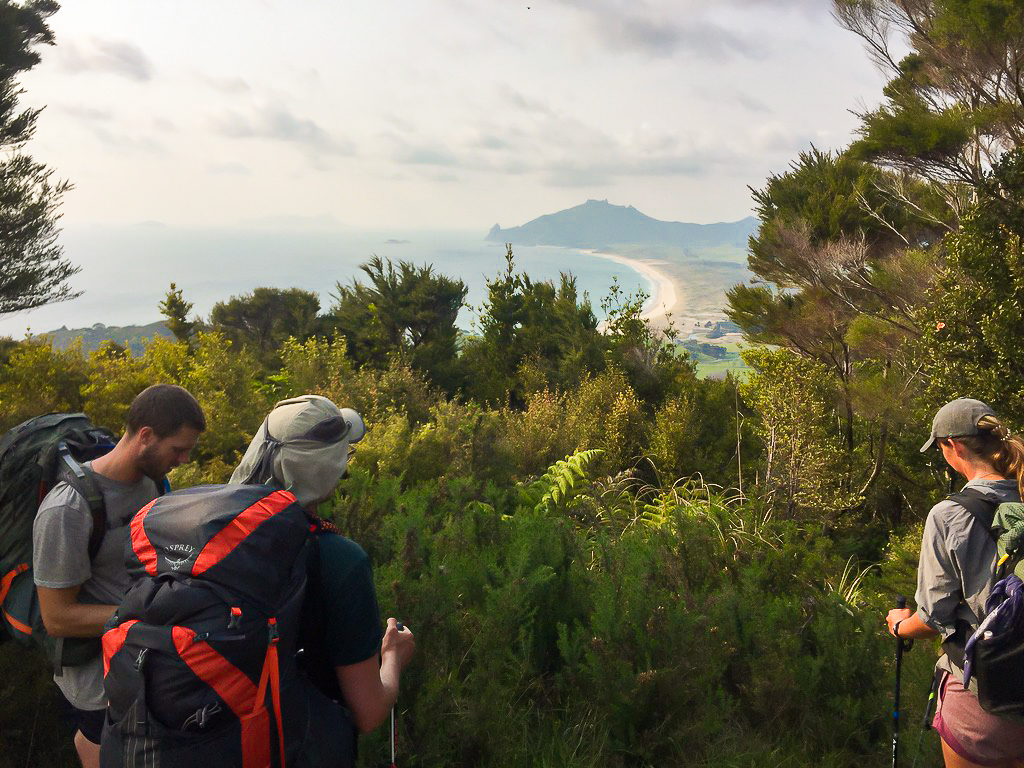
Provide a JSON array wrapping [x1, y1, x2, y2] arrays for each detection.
[[531, 449, 604, 515]]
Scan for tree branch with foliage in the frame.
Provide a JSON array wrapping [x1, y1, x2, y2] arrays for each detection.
[[834, 0, 1024, 205], [0, 0, 77, 316]]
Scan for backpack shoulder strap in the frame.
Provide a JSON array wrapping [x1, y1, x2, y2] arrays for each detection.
[[54, 444, 107, 561], [297, 521, 344, 701], [948, 487, 1000, 542]]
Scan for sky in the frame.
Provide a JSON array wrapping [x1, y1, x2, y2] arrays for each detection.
[[17, 0, 892, 233]]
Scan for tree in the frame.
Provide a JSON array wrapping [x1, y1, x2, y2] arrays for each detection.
[[834, 0, 1024, 209], [600, 278, 693, 410], [727, 148, 949, 513], [917, 148, 1024, 423], [0, 1, 77, 316], [159, 282, 198, 344], [728, 148, 944, 405], [209, 286, 321, 360], [329, 256, 467, 394], [740, 347, 854, 522], [461, 246, 605, 406]]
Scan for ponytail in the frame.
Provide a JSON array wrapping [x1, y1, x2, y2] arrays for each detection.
[[958, 414, 1024, 499]]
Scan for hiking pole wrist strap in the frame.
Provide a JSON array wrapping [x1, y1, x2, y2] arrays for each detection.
[[894, 618, 914, 651]]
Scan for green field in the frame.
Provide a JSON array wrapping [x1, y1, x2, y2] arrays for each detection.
[[681, 336, 759, 380]]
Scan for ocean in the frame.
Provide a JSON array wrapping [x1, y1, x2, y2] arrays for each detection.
[[0, 226, 657, 339]]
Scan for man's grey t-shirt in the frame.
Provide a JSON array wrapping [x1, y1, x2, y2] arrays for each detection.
[[915, 477, 1019, 683], [32, 465, 158, 710]]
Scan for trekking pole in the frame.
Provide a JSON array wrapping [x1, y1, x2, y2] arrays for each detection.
[[390, 707, 396, 768], [911, 670, 941, 768], [892, 596, 912, 768], [391, 620, 404, 768]]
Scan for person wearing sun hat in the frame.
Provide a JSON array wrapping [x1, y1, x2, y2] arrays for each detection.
[[886, 397, 1024, 766], [230, 394, 415, 755], [230, 394, 367, 506]]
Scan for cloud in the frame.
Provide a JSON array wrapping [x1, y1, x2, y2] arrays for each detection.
[[545, 166, 612, 187], [548, 0, 766, 59], [561, 0, 826, 16], [751, 123, 803, 152], [57, 105, 114, 122], [58, 39, 155, 81], [697, 86, 773, 115], [379, 85, 712, 184], [89, 127, 164, 153], [717, 0, 828, 16], [203, 76, 251, 95], [395, 144, 459, 166], [543, 147, 709, 187], [208, 161, 251, 175], [498, 87, 557, 116], [376, 83, 798, 193], [214, 104, 354, 156], [475, 134, 510, 151]]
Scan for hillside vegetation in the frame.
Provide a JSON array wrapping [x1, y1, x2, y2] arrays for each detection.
[[2, 246, 941, 767], [8, 2, 1024, 766]]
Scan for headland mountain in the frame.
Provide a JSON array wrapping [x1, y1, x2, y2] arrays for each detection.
[[486, 199, 758, 251]]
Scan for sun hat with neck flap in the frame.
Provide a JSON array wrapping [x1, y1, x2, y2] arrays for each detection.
[[229, 395, 366, 507]]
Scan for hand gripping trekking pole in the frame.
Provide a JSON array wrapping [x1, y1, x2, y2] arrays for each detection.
[[892, 596, 914, 768], [391, 620, 404, 768]]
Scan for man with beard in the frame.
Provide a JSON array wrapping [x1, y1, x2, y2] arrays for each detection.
[[33, 383, 205, 768]]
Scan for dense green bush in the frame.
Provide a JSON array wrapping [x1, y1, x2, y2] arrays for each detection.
[[322, 462, 898, 767], [0, 293, 939, 767]]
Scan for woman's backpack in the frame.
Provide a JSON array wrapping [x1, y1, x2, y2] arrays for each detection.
[[100, 484, 355, 768], [949, 490, 1024, 723]]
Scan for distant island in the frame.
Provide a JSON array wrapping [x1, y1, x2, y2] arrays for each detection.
[[486, 199, 758, 251]]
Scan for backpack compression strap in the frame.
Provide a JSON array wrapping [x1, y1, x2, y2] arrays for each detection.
[[254, 618, 287, 768]]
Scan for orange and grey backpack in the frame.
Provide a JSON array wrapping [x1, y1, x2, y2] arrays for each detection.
[[0, 413, 117, 671], [100, 483, 355, 768]]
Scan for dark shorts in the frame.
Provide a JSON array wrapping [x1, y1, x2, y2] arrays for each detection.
[[57, 688, 104, 746], [933, 672, 1024, 766]]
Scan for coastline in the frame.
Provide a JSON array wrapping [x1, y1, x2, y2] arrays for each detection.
[[584, 249, 681, 329]]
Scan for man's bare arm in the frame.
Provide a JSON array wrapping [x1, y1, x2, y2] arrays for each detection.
[[36, 584, 117, 637], [334, 619, 415, 733]]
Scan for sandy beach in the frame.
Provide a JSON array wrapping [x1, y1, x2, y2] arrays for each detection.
[[584, 246, 748, 337], [585, 249, 681, 329]]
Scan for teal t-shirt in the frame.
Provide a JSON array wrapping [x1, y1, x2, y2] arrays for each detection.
[[304, 533, 382, 671]]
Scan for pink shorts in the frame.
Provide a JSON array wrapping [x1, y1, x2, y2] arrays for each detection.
[[933, 672, 1024, 765]]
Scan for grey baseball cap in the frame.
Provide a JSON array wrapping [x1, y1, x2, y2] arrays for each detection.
[[920, 398, 995, 452]]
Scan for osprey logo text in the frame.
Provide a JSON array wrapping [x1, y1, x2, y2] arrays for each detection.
[[163, 543, 196, 570]]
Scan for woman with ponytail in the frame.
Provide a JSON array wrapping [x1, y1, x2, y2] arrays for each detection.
[[886, 398, 1024, 768]]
